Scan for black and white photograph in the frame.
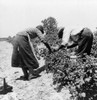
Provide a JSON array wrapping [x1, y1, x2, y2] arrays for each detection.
[[0, 0, 97, 100]]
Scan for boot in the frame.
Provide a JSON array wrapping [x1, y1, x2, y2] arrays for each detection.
[[21, 67, 29, 80], [35, 65, 46, 74], [28, 68, 40, 80]]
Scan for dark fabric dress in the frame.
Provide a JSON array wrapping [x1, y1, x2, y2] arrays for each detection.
[[11, 28, 41, 70], [67, 28, 93, 56], [76, 28, 93, 55]]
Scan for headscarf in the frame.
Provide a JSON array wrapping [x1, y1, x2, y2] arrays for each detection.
[[36, 25, 44, 34]]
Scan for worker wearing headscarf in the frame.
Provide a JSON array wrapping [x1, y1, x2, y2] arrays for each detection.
[[11, 25, 45, 80], [58, 27, 93, 57]]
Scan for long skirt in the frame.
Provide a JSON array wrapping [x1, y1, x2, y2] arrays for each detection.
[[11, 35, 39, 69], [76, 28, 93, 56]]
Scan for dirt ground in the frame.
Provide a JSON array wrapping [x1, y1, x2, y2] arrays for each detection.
[[0, 41, 71, 100]]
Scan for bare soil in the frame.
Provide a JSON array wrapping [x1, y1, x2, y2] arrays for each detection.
[[0, 41, 71, 100]]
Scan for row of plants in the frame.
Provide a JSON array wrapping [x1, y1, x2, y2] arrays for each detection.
[[34, 17, 97, 100]]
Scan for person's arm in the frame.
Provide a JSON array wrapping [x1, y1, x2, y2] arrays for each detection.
[[53, 44, 67, 52], [58, 45, 67, 50], [67, 33, 78, 48], [30, 28, 52, 53], [35, 28, 45, 40], [35, 29, 52, 53], [41, 40, 52, 54]]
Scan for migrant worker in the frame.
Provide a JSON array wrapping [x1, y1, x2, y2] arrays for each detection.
[[11, 25, 46, 80], [58, 27, 93, 58]]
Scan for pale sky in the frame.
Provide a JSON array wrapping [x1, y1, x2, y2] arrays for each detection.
[[0, 0, 97, 37]]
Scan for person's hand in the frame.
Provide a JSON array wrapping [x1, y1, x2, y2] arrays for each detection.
[[51, 45, 59, 51], [41, 41, 52, 54], [52, 45, 66, 53], [41, 40, 44, 43], [58, 45, 67, 51], [70, 55, 77, 59], [70, 52, 76, 56], [52, 49, 58, 53]]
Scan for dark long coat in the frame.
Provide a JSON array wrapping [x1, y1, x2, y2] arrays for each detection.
[[11, 28, 43, 69]]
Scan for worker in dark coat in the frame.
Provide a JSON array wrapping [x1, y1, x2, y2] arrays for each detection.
[[11, 25, 45, 80], [58, 27, 93, 58]]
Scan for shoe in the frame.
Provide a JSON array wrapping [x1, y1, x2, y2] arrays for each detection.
[[34, 65, 46, 74], [19, 75, 28, 80], [28, 73, 41, 80]]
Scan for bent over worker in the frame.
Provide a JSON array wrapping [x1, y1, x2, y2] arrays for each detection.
[[11, 25, 45, 80], [58, 27, 93, 57]]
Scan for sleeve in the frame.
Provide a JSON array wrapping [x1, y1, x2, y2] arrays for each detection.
[[61, 28, 71, 46], [34, 28, 44, 40], [27, 28, 44, 40], [58, 27, 64, 39]]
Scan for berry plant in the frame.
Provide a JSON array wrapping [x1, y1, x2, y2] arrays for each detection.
[[35, 17, 97, 100]]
